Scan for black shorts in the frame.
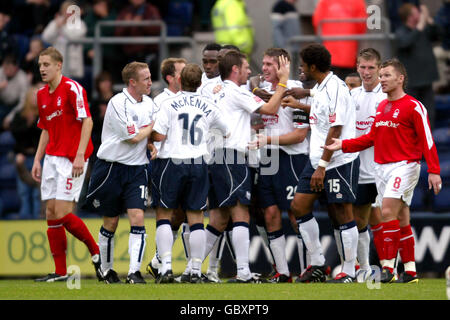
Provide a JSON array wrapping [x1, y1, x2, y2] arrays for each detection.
[[296, 158, 360, 204], [258, 149, 308, 211], [84, 159, 148, 217], [208, 149, 252, 209], [354, 182, 378, 206], [151, 157, 209, 211]]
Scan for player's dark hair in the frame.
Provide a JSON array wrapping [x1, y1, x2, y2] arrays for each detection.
[[219, 50, 246, 80], [358, 48, 382, 66], [300, 43, 331, 73], [381, 58, 408, 90], [263, 47, 291, 67], [203, 43, 222, 52], [398, 3, 416, 24], [221, 44, 240, 52], [180, 63, 202, 92], [160, 57, 187, 84]]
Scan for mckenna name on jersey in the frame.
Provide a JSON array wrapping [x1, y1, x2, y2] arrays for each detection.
[[169, 95, 213, 117]]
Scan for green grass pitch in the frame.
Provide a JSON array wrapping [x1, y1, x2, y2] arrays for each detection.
[[0, 278, 447, 300]]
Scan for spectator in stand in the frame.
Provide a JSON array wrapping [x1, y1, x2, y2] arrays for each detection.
[[312, 0, 367, 80], [21, 36, 46, 84], [90, 71, 116, 161], [271, 0, 301, 50], [395, 3, 440, 129], [84, 0, 119, 80], [0, 11, 15, 65], [0, 54, 30, 131], [115, 0, 162, 79], [385, 0, 420, 33], [434, 0, 450, 93], [10, 84, 44, 219], [8, 0, 54, 35], [42, 0, 87, 80]]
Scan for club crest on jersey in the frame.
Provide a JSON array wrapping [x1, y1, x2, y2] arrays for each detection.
[[384, 102, 392, 113], [329, 112, 336, 123], [393, 109, 400, 118], [93, 199, 100, 208]]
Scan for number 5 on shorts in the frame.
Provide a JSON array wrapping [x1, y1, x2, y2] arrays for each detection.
[[66, 178, 73, 190]]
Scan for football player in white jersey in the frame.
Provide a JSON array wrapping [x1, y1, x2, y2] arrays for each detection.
[[351, 48, 386, 281], [84, 62, 157, 284], [146, 57, 186, 279], [204, 50, 290, 283], [282, 44, 360, 283], [248, 48, 309, 283], [151, 64, 229, 283]]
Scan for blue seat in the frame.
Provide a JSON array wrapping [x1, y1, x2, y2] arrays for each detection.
[[433, 128, 450, 152], [12, 34, 30, 63], [0, 161, 17, 188], [165, 1, 193, 36]]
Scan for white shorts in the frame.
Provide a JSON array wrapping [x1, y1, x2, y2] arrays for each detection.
[[374, 161, 420, 207], [41, 155, 88, 202]]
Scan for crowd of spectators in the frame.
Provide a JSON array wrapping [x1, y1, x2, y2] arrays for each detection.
[[0, 0, 448, 219]]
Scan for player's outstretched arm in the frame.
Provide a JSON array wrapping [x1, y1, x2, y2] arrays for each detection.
[[321, 137, 342, 151], [281, 95, 311, 113]]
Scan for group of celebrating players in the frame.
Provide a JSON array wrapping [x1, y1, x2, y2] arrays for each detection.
[[32, 41, 442, 286]]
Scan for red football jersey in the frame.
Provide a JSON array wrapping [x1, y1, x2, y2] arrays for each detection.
[[37, 76, 93, 162], [342, 94, 440, 174]]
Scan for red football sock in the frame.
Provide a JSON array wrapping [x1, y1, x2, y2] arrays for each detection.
[[371, 223, 384, 261], [62, 213, 99, 256], [47, 218, 67, 276], [382, 219, 400, 271], [399, 224, 416, 276]]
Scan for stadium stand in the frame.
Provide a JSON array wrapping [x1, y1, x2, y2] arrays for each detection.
[[0, 131, 20, 217]]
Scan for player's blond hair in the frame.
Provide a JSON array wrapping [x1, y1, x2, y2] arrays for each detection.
[[122, 61, 149, 85], [39, 47, 63, 64]]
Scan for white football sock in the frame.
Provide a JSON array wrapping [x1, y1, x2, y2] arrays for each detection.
[[128, 226, 146, 274], [334, 228, 344, 266], [189, 224, 205, 276], [156, 221, 173, 274], [297, 214, 325, 266], [268, 229, 289, 276], [99, 226, 114, 274], [203, 225, 222, 261], [232, 223, 251, 280], [208, 234, 225, 273], [340, 223, 359, 278], [357, 227, 371, 271], [296, 233, 308, 274]]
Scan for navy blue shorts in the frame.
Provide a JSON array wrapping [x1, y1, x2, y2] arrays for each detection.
[[354, 182, 378, 206], [296, 158, 360, 204], [258, 149, 308, 211], [84, 159, 149, 217], [151, 157, 209, 211], [208, 149, 252, 209]]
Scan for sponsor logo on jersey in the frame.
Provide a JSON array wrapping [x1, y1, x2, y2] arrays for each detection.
[[375, 120, 399, 128], [262, 114, 279, 126], [356, 116, 375, 131], [46, 110, 63, 121]]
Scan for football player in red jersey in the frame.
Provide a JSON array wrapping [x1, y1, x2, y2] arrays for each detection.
[[31, 47, 101, 282], [323, 58, 442, 283]]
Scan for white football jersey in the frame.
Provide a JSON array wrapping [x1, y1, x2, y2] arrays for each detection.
[[309, 72, 358, 170], [153, 91, 229, 159], [152, 88, 178, 156], [259, 80, 309, 155], [351, 83, 386, 183], [197, 75, 222, 100], [97, 88, 156, 165], [215, 80, 265, 153]]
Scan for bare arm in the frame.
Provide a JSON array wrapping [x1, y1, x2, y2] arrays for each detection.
[[32, 129, 50, 182], [72, 116, 93, 178], [127, 122, 154, 144]]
